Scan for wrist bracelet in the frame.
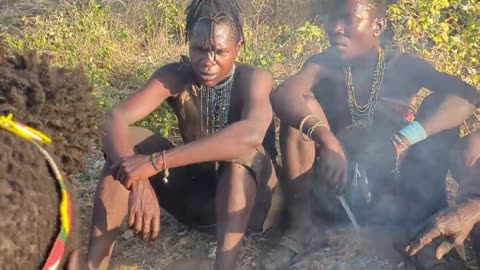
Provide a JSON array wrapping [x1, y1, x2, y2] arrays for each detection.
[[299, 114, 315, 133], [307, 121, 329, 141], [398, 121, 428, 146], [392, 134, 409, 150], [149, 152, 161, 171]]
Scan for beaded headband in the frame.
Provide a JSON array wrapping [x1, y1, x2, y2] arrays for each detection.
[[0, 114, 72, 270]]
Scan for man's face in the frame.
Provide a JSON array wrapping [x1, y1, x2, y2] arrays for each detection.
[[189, 21, 240, 87], [325, 0, 380, 60]]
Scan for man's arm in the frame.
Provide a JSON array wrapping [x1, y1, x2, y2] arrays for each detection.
[[271, 56, 328, 129], [270, 54, 348, 191], [404, 56, 479, 136], [102, 64, 179, 164], [160, 67, 274, 169]]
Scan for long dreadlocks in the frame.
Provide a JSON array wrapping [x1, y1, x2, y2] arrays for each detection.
[[185, 0, 244, 48]]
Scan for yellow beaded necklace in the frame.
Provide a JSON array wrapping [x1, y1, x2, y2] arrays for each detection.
[[344, 48, 385, 128]]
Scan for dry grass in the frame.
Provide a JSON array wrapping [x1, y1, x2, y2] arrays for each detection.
[[75, 149, 276, 270], [3, 1, 479, 269], [75, 149, 476, 270]]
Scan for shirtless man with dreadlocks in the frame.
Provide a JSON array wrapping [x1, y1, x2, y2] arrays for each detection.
[[86, 1, 280, 269], [261, 0, 480, 269]]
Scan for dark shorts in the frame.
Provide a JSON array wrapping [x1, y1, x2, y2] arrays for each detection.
[[128, 127, 280, 233]]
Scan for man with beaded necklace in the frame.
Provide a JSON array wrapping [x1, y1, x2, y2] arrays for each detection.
[[86, 1, 281, 269], [261, 0, 480, 269]]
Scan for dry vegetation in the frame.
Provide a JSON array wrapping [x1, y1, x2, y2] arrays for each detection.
[[1, 0, 479, 269]]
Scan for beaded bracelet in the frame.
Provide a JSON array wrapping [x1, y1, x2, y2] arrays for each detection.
[[398, 121, 428, 146], [390, 134, 412, 174], [392, 134, 409, 150], [149, 152, 161, 171], [307, 121, 329, 141]]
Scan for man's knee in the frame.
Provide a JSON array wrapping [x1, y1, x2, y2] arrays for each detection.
[[415, 93, 446, 119], [102, 126, 173, 158], [127, 126, 154, 146], [452, 132, 480, 169], [221, 162, 256, 184]]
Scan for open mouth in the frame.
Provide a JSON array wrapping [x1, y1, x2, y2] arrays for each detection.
[[331, 41, 347, 48], [200, 73, 217, 81]]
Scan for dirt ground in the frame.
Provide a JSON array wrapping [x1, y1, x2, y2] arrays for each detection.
[[3, 1, 479, 269], [75, 148, 479, 270], [76, 148, 274, 270]]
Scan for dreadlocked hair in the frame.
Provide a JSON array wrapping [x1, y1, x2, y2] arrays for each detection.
[[0, 51, 99, 268], [0, 51, 101, 175], [185, 0, 244, 50]]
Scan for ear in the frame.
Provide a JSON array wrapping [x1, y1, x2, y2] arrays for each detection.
[[373, 17, 387, 37], [236, 39, 244, 53], [235, 39, 244, 58]]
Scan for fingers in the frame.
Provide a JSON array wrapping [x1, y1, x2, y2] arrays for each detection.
[[116, 166, 136, 189], [66, 249, 80, 270], [125, 177, 134, 190], [332, 170, 342, 193], [405, 226, 442, 256], [151, 211, 161, 240], [435, 232, 470, 260], [134, 209, 143, 234], [111, 161, 126, 184], [316, 161, 346, 194], [110, 160, 129, 185], [67, 249, 87, 270], [110, 162, 121, 180], [435, 240, 456, 260], [128, 203, 136, 228], [142, 212, 152, 240], [329, 164, 347, 193]]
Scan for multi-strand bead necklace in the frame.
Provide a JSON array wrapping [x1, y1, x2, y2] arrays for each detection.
[[200, 65, 235, 134], [344, 48, 385, 128]]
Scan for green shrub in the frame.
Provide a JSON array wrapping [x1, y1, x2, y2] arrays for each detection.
[[1, 0, 478, 137], [389, 0, 479, 87]]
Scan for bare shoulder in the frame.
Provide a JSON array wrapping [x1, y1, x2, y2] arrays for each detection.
[[303, 48, 339, 70], [236, 63, 274, 96], [390, 51, 435, 75], [150, 60, 192, 94], [236, 63, 273, 81]]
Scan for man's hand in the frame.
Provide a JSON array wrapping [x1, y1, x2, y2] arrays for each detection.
[[111, 154, 160, 189], [66, 249, 87, 270], [128, 180, 161, 240], [314, 131, 348, 192], [405, 200, 480, 259]]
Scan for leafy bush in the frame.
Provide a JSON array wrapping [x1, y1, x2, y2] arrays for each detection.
[[1, 0, 478, 137], [389, 0, 479, 87]]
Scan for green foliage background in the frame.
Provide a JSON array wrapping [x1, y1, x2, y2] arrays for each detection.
[[1, 0, 478, 137]]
